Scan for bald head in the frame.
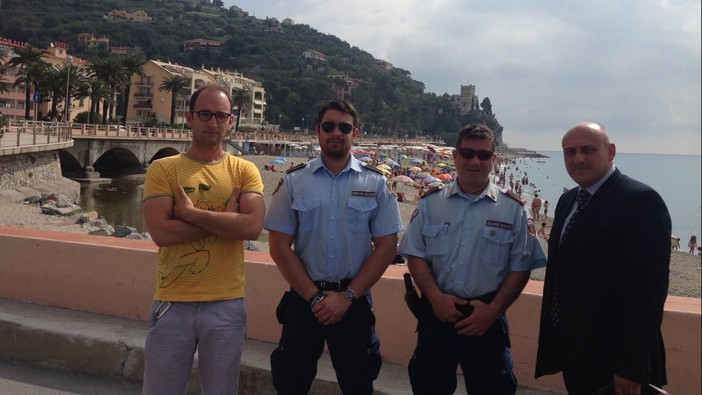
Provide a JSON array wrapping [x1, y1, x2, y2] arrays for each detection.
[[561, 122, 616, 188]]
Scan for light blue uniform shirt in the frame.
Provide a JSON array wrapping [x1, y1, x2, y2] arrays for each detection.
[[264, 155, 403, 282], [399, 181, 546, 299]]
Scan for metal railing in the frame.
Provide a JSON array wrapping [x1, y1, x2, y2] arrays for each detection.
[[0, 120, 73, 150]]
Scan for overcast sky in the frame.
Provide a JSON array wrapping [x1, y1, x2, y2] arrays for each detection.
[[223, 0, 701, 155]]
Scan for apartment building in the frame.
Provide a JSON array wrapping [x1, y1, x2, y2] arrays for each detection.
[[0, 41, 90, 121], [127, 60, 266, 126]]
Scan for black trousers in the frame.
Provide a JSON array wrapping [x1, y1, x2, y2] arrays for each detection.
[[409, 307, 517, 395], [270, 290, 381, 395]]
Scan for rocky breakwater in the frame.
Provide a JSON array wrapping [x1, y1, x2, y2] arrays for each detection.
[[21, 192, 152, 240]]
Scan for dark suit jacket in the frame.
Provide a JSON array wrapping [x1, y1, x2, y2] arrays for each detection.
[[535, 168, 671, 388]]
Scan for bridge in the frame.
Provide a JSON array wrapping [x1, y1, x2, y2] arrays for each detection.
[[2, 120, 445, 179]]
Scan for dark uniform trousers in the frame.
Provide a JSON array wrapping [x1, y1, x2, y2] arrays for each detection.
[[271, 290, 382, 395], [409, 304, 517, 395]]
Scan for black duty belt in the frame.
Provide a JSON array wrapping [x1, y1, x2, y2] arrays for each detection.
[[313, 279, 352, 291]]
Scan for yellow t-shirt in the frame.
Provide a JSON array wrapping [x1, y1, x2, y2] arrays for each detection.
[[142, 153, 264, 302]]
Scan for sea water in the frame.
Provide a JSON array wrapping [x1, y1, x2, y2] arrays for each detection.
[[511, 151, 701, 243]]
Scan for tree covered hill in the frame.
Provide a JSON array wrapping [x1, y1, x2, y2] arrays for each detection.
[[0, 0, 505, 146]]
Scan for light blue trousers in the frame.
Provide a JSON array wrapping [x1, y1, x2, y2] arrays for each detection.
[[142, 298, 246, 395]]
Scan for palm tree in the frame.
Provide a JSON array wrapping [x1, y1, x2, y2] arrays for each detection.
[[88, 57, 127, 124], [119, 55, 146, 126], [231, 87, 252, 132], [158, 74, 190, 126], [7, 46, 48, 119], [74, 78, 109, 124]]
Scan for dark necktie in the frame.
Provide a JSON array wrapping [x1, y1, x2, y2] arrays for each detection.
[[561, 189, 591, 240], [552, 189, 591, 327]]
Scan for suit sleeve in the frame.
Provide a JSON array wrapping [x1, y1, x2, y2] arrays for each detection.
[[615, 188, 671, 382]]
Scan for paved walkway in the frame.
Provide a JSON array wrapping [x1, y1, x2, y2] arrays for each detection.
[[0, 298, 560, 394]]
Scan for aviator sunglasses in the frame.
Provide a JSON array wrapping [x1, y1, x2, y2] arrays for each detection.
[[457, 148, 495, 161], [320, 121, 355, 134], [193, 110, 231, 123]]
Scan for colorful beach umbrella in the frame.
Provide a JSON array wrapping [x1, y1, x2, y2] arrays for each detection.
[[270, 157, 286, 164], [409, 166, 422, 172], [392, 175, 414, 184], [377, 164, 392, 171], [436, 173, 453, 181]]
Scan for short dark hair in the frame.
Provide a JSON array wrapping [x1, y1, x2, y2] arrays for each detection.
[[455, 124, 495, 150], [317, 99, 360, 127], [189, 84, 233, 113]]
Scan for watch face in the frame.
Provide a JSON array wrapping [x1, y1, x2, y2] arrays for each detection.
[[344, 289, 355, 300]]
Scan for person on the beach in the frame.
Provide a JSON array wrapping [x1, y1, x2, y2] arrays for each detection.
[[538, 222, 550, 241], [531, 194, 542, 222], [536, 122, 671, 395], [671, 236, 680, 250], [688, 235, 698, 255], [399, 124, 546, 394], [264, 99, 403, 394], [543, 200, 549, 218], [141, 85, 265, 394]]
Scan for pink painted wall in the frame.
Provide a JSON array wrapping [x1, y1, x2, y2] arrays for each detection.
[[0, 225, 699, 394]]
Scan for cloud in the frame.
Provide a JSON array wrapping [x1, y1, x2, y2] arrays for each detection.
[[225, 0, 701, 154]]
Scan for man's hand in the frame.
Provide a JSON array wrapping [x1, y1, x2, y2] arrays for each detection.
[[428, 292, 466, 323], [312, 292, 352, 325], [613, 374, 641, 395], [172, 186, 195, 221], [225, 187, 240, 213], [454, 300, 500, 336]]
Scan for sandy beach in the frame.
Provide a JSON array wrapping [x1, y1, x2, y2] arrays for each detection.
[[0, 154, 699, 298]]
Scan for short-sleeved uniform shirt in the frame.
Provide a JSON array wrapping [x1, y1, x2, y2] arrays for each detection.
[[399, 181, 546, 299], [264, 156, 403, 281], [142, 153, 264, 302]]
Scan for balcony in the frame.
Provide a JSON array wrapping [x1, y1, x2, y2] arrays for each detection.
[[133, 102, 152, 109]]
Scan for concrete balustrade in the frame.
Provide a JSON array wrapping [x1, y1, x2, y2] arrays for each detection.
[[0, 225, 698, 394]]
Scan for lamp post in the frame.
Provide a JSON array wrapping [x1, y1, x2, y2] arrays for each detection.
[[64, 56, 73, 123], [181, 93, 186, 129], [301, 117, 304, 133], [86, 84, 92, 125], [278, 114, 282, 130]]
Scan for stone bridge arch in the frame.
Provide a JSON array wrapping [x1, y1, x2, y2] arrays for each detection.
[[65, 137, 191, 178]]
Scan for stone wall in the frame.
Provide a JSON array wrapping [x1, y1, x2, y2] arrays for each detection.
[[0, 151, 80, 202]]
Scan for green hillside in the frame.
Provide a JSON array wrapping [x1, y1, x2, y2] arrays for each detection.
[[0, 0, 505, 146]]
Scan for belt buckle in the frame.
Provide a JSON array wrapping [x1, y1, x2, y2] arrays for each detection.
[[319, 281, 341, 290]]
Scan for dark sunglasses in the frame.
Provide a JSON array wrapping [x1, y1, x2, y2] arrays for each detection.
[[320, 121, 354, 134], [457, 148, 494, 161], [193, 110, 231, 123]]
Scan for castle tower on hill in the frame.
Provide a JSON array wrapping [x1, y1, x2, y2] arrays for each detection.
[[450, 84, 479, 115]]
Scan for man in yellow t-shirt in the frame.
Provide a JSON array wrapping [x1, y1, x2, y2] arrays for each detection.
[[141, 85, 265, 395]]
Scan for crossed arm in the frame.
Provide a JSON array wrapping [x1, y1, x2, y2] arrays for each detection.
[[143, 186, 265, 247]]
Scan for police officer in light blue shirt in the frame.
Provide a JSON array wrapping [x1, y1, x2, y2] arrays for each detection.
[[264, 99, 403, 395], [399, 124, 546, 395]]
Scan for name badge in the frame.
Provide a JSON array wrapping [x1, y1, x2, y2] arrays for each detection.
[[486, 220, 512, 230], [352, 191, 376, 197]]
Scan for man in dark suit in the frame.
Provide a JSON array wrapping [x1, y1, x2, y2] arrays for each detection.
[[535, 122, 671, 395]]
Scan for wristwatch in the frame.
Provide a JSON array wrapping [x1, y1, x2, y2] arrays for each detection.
[[344, 288, 356, 301]]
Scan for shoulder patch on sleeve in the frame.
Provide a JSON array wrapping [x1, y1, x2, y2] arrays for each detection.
[[420, 186, 442, 199], [363, 165, 386, 176], [286, 162, 306, 174], [503, 189, 526, 205]]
